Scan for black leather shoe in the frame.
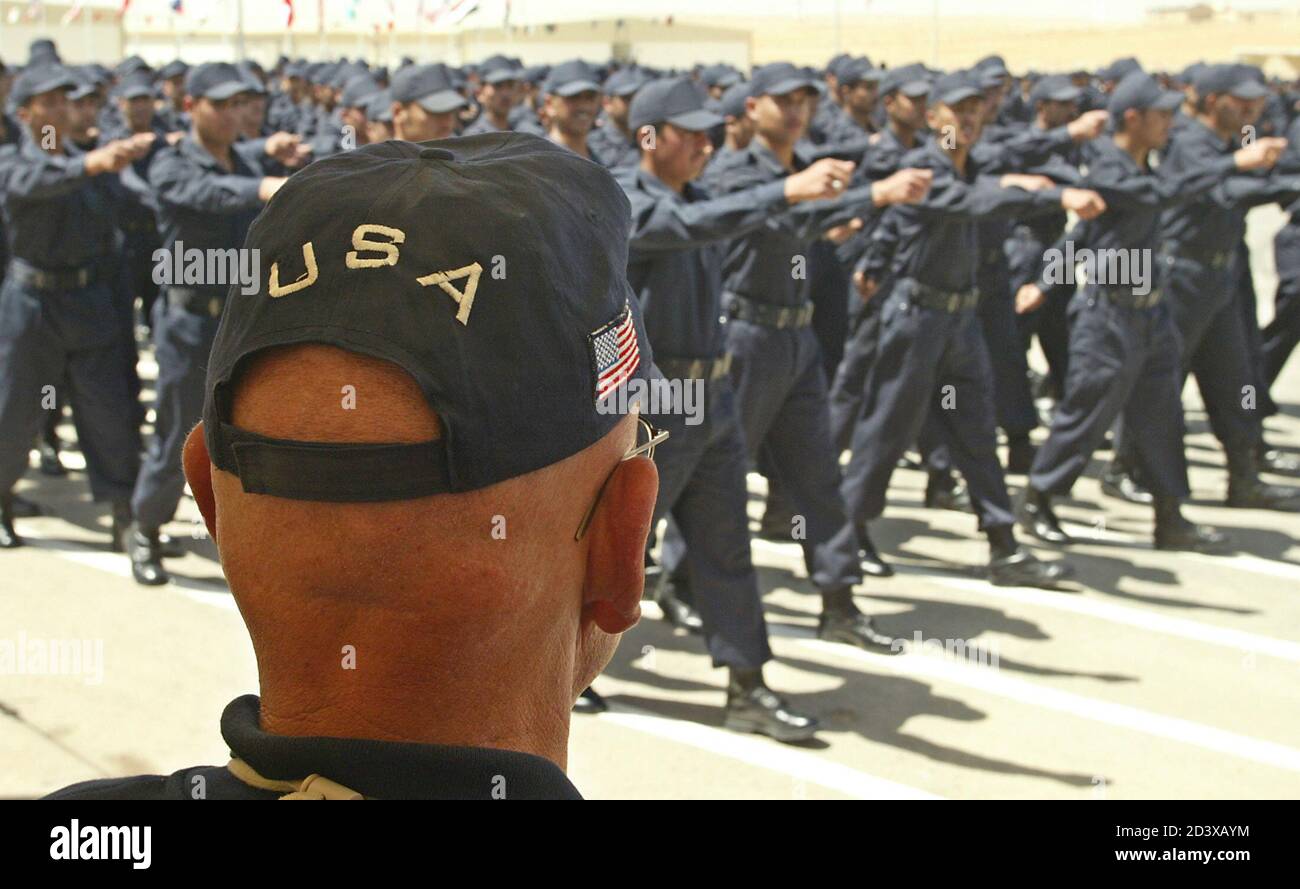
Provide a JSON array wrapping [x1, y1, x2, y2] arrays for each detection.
[[989, 548, 1074, 589], [109, 502, 132, 553], [1006, 437, 1036, 475], [157, 532, 186, 559], [658, 586, 704, 634], [1016, 487, 1072, 545], [0, 495, 22, 549], [573, 686, 608, 714], [925, 480, 971, 512], [818, 609, 904, 654], [1100, 463, 1153, 505], [856, 525, 894, 577], [126, 523, 170, 586], [1155, 514, 1232, 554], [1226, 474, 1300, 510], [724, 681, 818, 744], [38, 441, 67, 477], [9, 494, 42, 518]]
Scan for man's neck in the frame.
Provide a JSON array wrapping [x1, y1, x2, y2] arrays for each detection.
[[193, 128, 234, 170], [1195, 112, 1234, 144], [888, 117, 916, 149], [548, 125, 589, 159], [944, 142, 969, 177], [488, 107, 510, 130], [756, 132, 795, 170], [1113, 131, 1150, 167], [641, 155, 686, 194], [849, 107, 876, 133]]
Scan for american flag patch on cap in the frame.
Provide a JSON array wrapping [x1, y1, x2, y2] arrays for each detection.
[[588, 303, 641, 402]]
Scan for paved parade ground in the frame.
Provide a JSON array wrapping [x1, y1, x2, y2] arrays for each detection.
[[4, 208, 1299, 801]]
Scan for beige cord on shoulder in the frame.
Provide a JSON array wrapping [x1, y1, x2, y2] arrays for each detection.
[[227, 758, 366, 800]]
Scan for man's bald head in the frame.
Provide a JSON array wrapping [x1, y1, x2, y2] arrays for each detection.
[[183, 342, 657, 765]]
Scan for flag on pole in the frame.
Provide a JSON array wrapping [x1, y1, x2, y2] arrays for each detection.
[[427, 0, 479, 27], [61, 1, 84, 25], [170, 0, 183, 14], [117, 0, 131, 17], [283, 0, 294, 27]]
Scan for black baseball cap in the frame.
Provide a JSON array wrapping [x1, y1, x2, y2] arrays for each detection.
[[839, 58, 883, 87], [700, 63, 742, 89], [202, 134, 656, 503], [1193, 63, 1269, 100], [391, 63, 467, 113], [9, 64, 77, 107], [186, 62, 251, 100], [1108, 71, 1183, 118], [717, 80, 752, 119], [340, 74, 381, 109], [158, 60, 189, 80], [1030, 74, 1082, 105], [880, 64, 931, 98], [115, 69, 157, 100], [544, 59, 601, 97], [750, 62, 818, 97], [628, 76, 722, 133], [603, 68, 649, 98], [1102, 57, 1142, 83], [479, 56, 522, 85], [932, 70, 982, 106]]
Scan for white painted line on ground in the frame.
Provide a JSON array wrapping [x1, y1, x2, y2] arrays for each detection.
[[596, 703, 941, 800], [780, 630, 1300, 776], [750, 537, 1300, 661]]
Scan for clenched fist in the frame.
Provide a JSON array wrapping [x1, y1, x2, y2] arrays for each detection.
[[872, 167, 932, 205], [1067, 110, 1110, 142], [785, 157, 857, 204], [1061, 187, 1106, 220], [1234, 137, 1287, 171]]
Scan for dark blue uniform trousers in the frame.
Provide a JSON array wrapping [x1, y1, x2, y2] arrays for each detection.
[[131, 298, 220, 530], [977, 257, 1038, 437], [838, 289, 1017, 532], [1029, 287, 1190, 499], [0, 275, 141, 502], [1263, 220, 1300, 404], [650, 380, 773, 669], [726, 316, 862, 591], [829, 289, 956, 478]]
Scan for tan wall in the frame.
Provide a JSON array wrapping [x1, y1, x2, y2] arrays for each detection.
[[686, 12, 1300, 76]]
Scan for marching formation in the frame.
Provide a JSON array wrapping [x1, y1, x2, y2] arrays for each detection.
[[3, 39, 1300, 747]]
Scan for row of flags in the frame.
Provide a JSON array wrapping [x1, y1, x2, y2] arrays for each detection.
[[11, 0, 492, 32]]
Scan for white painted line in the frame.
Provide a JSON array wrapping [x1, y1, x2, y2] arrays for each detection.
[[781, 630, 1300, 776], [16, 528, 237, 612], [750, 538, 1300, 661], [596, 703, 941, 800]]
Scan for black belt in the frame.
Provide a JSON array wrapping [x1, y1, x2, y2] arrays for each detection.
[[906, 281, 980, 313], [166, 287, 227, 318], [657, 354, 733, 381], [728, 295, 814, 329], [1162, 243, 1231, 270], [7, 258, 99, 292], [1097, 286, 1163, 309]]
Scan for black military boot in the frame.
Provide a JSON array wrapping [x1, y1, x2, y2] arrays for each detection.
[[1015, 486, 1072, 545], [1153, 497, 1231, 554], [1005, 433, 1037, 475], [0, 493, 23, 549], [110, 501, 133, 553], [817, 587, 904, 654], [856, 522, 894, 577], [1100, 457, 1153, 505], [126, 522, 170, 586], [655, 573, 704, 635], [987, 526, 1074, 589], [924, 472, 971, 512], [1226, 449, 1300, 510], [723, 667, 819, 743], [38, 424, 67, 477]]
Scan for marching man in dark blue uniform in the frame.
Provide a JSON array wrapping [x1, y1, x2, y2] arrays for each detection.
[[124, 63, 288, 584], [0, 65, 155, 549], [1015, 71, 1293, 551]]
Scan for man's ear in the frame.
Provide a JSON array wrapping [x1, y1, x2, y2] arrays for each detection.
[[581, 456, 659, 636], [182, 422, 218, 544]]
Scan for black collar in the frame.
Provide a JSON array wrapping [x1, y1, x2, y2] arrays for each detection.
[[221, 695, 582, 800]]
